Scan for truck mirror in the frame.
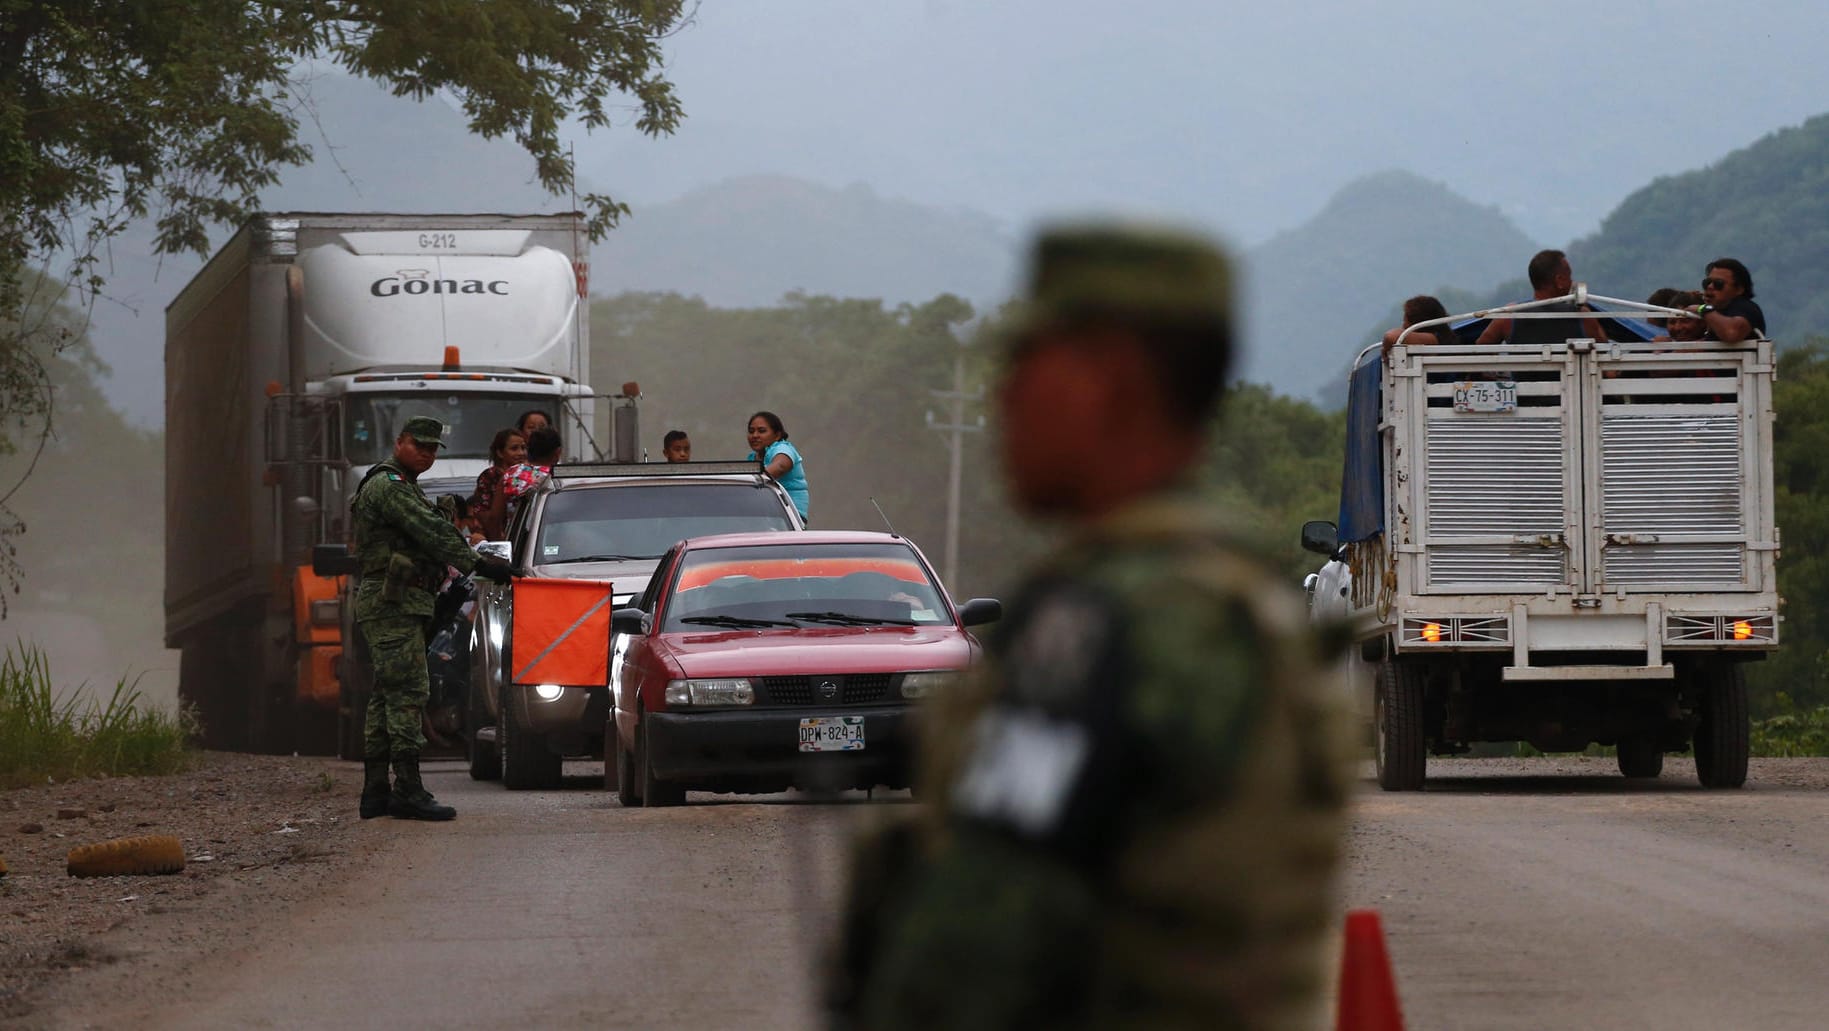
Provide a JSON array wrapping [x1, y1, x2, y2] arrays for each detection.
[[611, 606, 649, 637], [311, 543, 361, 577], [957, 598, 1003, 627], [476, 540, 512, 563], [1300, 520, 1340, 557]]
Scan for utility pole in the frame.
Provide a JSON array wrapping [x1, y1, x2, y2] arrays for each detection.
[[926, 338, 984, 590]]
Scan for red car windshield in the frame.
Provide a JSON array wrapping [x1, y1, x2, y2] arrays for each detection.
[[662, 542, 949, 631]]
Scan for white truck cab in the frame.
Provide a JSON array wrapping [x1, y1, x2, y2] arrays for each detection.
[[1303, 289, 1778, 790]]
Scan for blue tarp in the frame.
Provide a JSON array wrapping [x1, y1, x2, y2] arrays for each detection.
[[1338, 356, 1384, 543]]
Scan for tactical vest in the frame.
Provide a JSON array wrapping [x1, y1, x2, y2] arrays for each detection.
[[351, 460, 446, 605], [914, 498, 1354, 1029]]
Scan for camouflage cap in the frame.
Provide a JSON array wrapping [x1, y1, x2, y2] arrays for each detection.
[[402, 416, 447, 449], [1003, 222, 1233, 348]]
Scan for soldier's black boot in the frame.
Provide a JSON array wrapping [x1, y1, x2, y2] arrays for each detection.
[[359, 758, 392, 819], [388, 752, 457, 821]]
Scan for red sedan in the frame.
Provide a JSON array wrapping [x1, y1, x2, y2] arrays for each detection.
[[608, 530, 1001, 806]]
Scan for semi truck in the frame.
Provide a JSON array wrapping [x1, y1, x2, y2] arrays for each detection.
[[165, 212, 635, 754], [1303, 288, 1779, 789]]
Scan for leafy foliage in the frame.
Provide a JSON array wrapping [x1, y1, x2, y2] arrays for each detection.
[[594, 291, 1344, 600], [0, 0, 687, 561], [1750, 705, 1829, 758], [1748, 342, 1829, 715]]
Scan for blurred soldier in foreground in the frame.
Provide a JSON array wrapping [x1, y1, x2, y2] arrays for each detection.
[[353, 416, 512, 821], [829, 224, 1353, 1029]]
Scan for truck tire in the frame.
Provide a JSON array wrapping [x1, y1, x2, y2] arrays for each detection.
[[1375, 657, 1427, 791], [67, 835, 186, 878], [1616, 736, 1664, 779], [637, 717, 685, 807], [467, 677, 500, 781], [1694, 662, 1749, 789], [499, 684, 563, 790]]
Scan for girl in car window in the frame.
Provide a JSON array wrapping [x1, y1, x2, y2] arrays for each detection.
[[746, 411, 809, 523]]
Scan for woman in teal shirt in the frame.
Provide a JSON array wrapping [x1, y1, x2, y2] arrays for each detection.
[[746, 410, 809, 522]]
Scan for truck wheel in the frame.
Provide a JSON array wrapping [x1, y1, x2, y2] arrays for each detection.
[[638, 717, 685, 807], [499, 685, 563, 790], [1694, 663, 1749, 789], [1616, 736, 1664, 779], [1374, 657, 1427, 791], [467, 679, 500, 782]]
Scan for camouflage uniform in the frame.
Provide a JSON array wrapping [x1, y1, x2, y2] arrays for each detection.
[[830, 226, 1354, 1031], [351, 417, 486, 818]]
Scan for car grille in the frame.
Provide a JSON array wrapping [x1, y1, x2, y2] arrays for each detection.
[[758, 674, 896, 706]]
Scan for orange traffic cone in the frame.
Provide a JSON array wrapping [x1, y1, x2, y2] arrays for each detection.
[[1336, 908, 1404, 1030]]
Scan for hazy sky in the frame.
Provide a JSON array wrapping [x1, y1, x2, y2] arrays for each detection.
[[79, 0, 1829, 425], [583, 0, 1829, 247]]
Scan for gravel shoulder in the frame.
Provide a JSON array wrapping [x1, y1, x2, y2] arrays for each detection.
[[0, 753, 376, 1027]]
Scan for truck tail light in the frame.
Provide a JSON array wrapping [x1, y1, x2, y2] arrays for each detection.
[[1665, 613, 1776, 645], [1401, 616, 1511, 646]]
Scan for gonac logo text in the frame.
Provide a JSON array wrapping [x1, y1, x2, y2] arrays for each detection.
[[371, 271, 508, 297]]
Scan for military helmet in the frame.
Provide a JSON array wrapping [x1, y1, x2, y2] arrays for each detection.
[[402, 416, 447, 450], [1002, 222, 1233, 348]]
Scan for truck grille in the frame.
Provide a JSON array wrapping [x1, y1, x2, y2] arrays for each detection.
[[1425, 419, 1566, 586], [758, 674, 896, 706]]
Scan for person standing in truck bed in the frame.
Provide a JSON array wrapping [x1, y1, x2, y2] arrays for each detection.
[[1477, 249, 1609, 344], [1695, 258, 1766, 342]]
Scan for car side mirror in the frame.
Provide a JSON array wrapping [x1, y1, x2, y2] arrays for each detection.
[[957, 598, 1002, 627], [611, 606, 649, 637], [1300, 520, 1340, 557], [476, 540, 511, 562], [311, 543, 360, 577]]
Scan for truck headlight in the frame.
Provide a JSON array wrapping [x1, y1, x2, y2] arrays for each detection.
[[899, 671, 962, 700], [664, 678, 755, 706], [533, 684, 565, 701]]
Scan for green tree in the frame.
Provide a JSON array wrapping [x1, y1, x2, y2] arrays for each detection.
[[1751, 341, 1829, 714], [0, 0, 686, 441]]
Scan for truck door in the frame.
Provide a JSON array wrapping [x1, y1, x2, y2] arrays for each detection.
[[1583, 346, 1770, 593], [1408, 347, 1586, 595]]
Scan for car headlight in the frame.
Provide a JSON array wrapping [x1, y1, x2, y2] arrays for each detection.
[[664, 678, 755, 707], [899, 670, 963, 700]]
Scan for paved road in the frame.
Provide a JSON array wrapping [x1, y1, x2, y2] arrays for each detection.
[[44, 756, 1829, 1030], [1343, 757, 1829, 1030]]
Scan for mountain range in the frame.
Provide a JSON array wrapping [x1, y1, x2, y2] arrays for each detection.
[[66, 73, 1829, 422]]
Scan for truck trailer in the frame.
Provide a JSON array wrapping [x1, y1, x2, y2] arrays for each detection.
[[164, 212, 632, 753], [1304, 288, 1779, 789]]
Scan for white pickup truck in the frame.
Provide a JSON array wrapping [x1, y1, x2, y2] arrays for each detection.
[[1304, 288, 1779, 790]]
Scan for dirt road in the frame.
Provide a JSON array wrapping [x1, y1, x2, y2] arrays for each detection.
[[11, 756, 1829, 1029], [1344, 757, 1829, 1030], [22, 761, 867, 1030]]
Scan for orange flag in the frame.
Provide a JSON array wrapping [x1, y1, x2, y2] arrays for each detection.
[[510, 578, 614, 686]]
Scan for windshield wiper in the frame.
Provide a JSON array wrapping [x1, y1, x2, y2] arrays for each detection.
[[785, 610, 917, 627], [549, 553, 659, 563], [677, 615, 801, 629]]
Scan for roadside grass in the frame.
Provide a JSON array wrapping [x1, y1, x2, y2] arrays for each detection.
[[0, 644, 194, 789]]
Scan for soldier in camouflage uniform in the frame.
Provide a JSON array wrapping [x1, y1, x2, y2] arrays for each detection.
[[353, 416, 512, 821], [829, 225, 1354, 1030]]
